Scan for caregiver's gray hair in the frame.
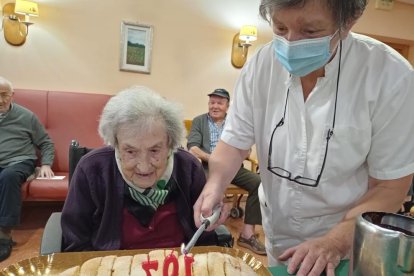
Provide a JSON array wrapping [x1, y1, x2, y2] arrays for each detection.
[[98, 86, 185, 149], [259, 0, 367, 29]]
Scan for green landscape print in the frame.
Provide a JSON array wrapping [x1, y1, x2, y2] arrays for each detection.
[[126, 28, 146, 66]]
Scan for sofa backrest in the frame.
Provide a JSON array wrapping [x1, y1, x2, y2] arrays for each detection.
[[13, 89, 48, 125], [13, 89, 111, 172]]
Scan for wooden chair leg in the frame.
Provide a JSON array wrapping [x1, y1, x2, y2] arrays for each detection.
[[232, 195, 238, 208]]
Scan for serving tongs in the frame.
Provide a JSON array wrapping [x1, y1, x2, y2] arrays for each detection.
[[181, 205, 221, 255]]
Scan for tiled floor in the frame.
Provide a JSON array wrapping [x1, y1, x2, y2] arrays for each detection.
[[0, 201, 268, 270], [0, 202, 64, 269]]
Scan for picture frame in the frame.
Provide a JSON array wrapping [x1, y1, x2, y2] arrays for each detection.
[[119, 21, 153, 74]]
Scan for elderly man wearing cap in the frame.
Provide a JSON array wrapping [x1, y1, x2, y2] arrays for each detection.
[[187, 88, 265, 255], [0, 76, 55, 261]]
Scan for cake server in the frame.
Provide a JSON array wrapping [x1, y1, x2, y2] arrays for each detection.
[[181, 205, 221, 255]]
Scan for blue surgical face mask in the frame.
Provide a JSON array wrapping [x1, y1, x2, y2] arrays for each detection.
[[273, 30, 339, 77]]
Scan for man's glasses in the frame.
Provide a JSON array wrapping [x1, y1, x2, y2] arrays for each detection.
[[267, 41, 342, 187], [0, 93, 12, 101]]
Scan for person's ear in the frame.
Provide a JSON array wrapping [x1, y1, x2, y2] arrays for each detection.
[[339, 19, 357, 40]]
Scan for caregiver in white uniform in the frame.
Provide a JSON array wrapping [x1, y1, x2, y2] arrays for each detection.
[[194, 0, 414, 275]]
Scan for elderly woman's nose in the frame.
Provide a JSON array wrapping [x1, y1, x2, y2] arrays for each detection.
[[135, 162, 151, 172], [134, 154, 152, 167]]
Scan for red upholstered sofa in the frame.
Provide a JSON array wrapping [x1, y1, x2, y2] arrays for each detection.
[[13, 89, 111, 201]]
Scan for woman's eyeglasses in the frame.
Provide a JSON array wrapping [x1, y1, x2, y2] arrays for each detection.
[[266, 41, 342, 187]]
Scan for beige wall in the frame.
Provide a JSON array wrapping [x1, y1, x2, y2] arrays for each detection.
[[0, 0, 413, 119], [353, 0, 414, 63]]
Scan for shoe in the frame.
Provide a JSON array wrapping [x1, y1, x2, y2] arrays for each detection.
[[0, 238, 13, 262], [237, 234, 267, 255]]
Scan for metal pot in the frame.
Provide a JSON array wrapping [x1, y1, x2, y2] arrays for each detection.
[[351, 212, 414, 276]]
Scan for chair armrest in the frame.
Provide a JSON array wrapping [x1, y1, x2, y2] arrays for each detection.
[[40, 212, 62, 255], [246, 157, 259, 173]]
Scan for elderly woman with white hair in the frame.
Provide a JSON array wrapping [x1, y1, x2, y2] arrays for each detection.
[[61, 86, 216, 252]]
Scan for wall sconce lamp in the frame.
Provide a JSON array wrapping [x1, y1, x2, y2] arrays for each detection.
[[231, 25, 258, 68], [1, 0, 39, 46]]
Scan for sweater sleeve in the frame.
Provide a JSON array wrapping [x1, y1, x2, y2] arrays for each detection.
[[31, 115, 55, 166], [61, 157, 96, 251], [187, 114, 210, 153]]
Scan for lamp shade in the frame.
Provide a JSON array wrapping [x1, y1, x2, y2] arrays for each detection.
[[14, 0, 39, 16], [239, 25, 257, 43]]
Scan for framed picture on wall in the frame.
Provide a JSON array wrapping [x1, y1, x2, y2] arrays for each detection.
[[119, 21, 153, 74]]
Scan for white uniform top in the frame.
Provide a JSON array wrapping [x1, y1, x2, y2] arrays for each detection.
[[221, 32, 414, 265]]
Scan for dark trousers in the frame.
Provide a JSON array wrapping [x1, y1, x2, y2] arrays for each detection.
[[204, 164, 262, 226], [231, 167, 262, 226], [0, 160, 35, 227]]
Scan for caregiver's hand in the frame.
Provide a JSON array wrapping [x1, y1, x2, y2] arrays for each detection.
[[278, 235, 345, 276]]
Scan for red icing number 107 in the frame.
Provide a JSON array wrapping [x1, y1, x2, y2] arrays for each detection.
[[142, 252, 195, 276]]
